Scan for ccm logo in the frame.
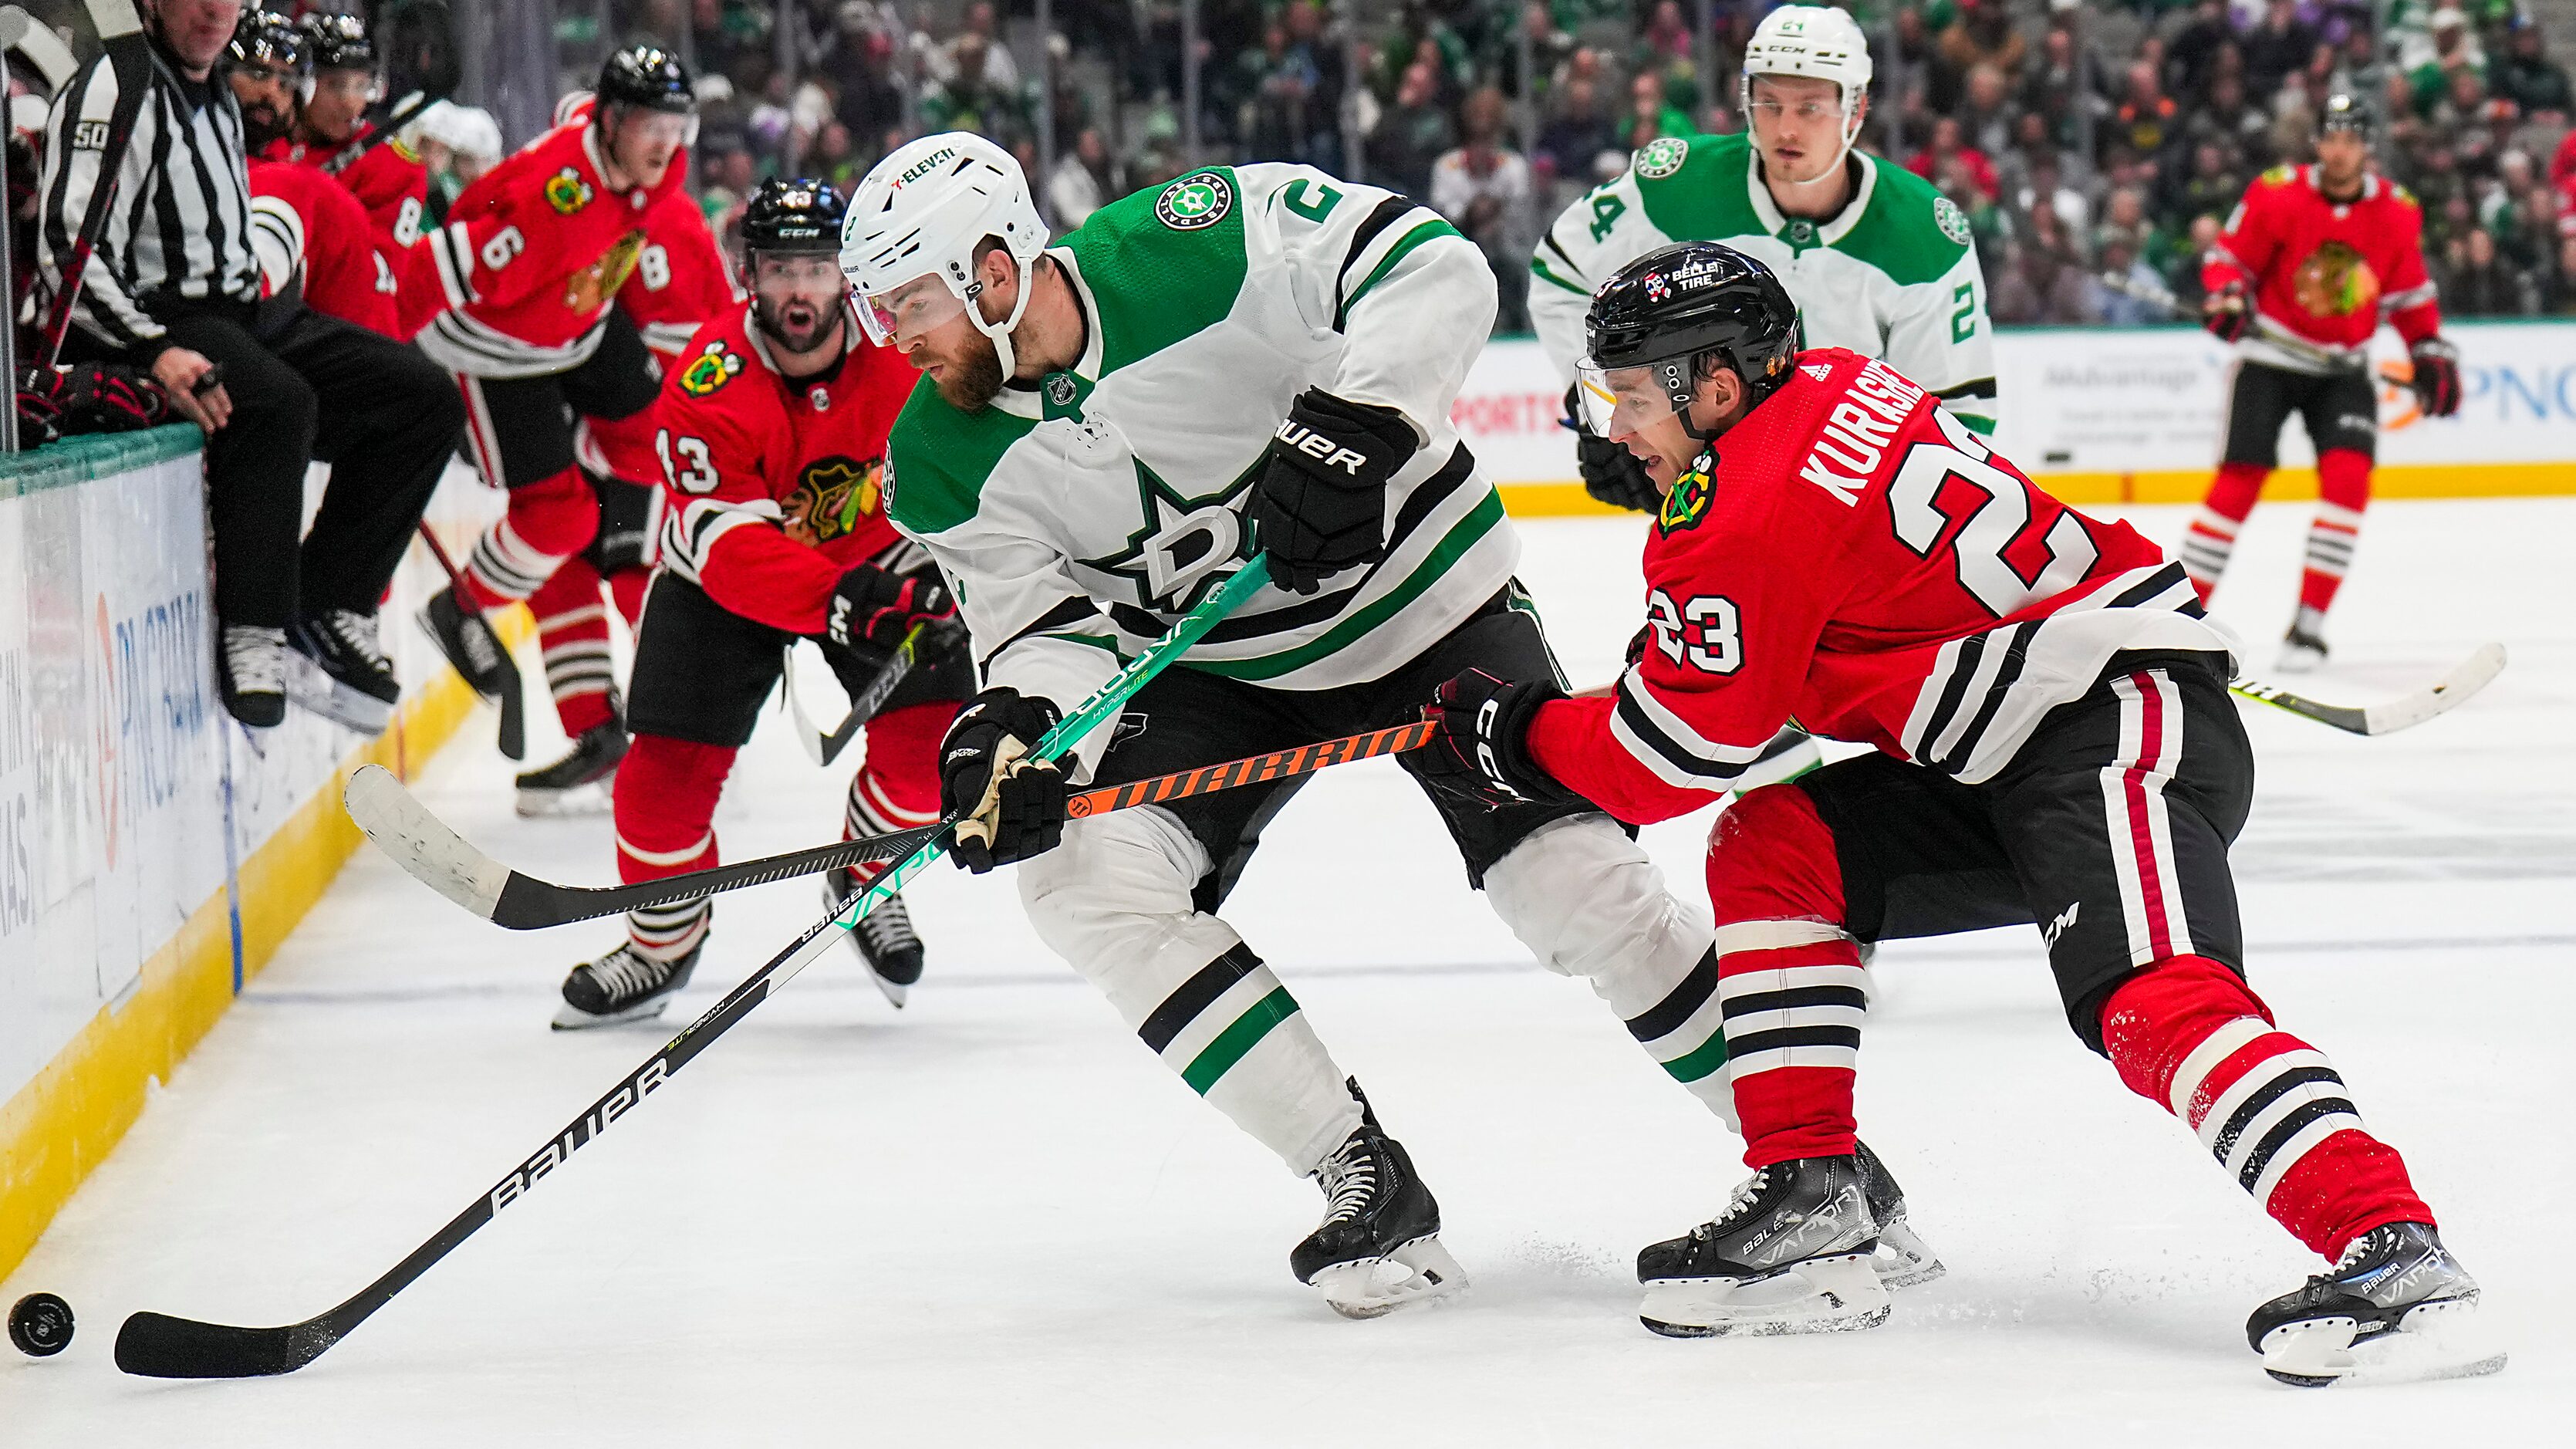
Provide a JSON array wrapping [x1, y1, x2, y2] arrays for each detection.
[[1274, 421, 1367, 475]]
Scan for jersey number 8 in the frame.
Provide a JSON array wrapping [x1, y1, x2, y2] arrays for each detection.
[[657, 430, 717, 494]]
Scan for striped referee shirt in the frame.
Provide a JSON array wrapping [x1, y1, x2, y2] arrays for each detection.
[[35, 40, 262, 358]]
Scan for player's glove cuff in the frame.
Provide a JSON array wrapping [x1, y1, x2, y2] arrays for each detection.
[[1418, 669, 1574, 810], [2408, 336, 2461, 417], [939, 687, 1069, 873], [1250, 387, 1417, 595]]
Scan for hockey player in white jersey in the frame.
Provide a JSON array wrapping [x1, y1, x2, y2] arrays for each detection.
[[842, 133, 1940, 1318], [1531, 3, 1998, 516]]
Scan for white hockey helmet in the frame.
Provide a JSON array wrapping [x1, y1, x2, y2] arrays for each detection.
[[842, 131, 1050, 380], [1739, 5, 1874, 185]]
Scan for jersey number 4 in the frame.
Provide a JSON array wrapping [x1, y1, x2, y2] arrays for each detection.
[[1888, 411, 2098, 617]]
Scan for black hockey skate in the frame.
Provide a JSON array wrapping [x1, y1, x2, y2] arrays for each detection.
[[515, 720, 628, 816], [2277, 617, 2331, 675], [218, 623, 289, 729], [1291, 1079, 1467, 1319], [2247, 1221, 2503, 1387], [1853, 1140, 1945, 1289], [417, 584, 515, 699], [552, 941, 701, 1030], [285, 609, 399, 735], [824, 870, 923, 1007], [1636, 1153, 1889, 1337]]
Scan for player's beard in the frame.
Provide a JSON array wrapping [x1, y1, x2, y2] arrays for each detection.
[[240, 99, 292, 152], [755, 293, 843, 356], [932, 330, 1006, 412]]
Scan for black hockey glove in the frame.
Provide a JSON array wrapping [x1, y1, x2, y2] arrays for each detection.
[[2409, 336, 2461, 417], [1565, 383, 1657, 514], [2202, 281, 2253, 344], [827, 563, 956, 653], [1417, 669, 1574, 810], [939, 687, 1069, 873], [1249, 387, 1418, 595]]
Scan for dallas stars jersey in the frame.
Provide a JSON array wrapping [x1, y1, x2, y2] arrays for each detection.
[[1530, 132, 2000, 434], [886, 163, 1509, 769], [2202, 165, 2439, 376]]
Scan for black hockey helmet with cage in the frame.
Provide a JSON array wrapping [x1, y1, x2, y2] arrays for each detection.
[[1581, 242, 1804, 440], [742, 178, 849, 255], [299, 11, 376, 73], [228, 8, 309, 73], [597, 44, 697, 116]]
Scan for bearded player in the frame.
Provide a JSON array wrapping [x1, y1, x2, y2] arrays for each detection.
[[2187, 94, 2461, 672], [844, 133, 1940, 1318], [552, 179, 967, 1028], [1419, 242, 2491, 1384]]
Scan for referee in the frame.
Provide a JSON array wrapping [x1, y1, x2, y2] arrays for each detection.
[[35, 0, 464, 730]]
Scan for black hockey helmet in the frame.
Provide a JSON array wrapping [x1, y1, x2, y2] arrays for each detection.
[[2320, 92, 2372, 141], [1580, 242, 1803, 441], [742, 177, 849, 255], [299, 11, 376, 73], [597, 44, 697, 117], [228, 8, 309, 73]]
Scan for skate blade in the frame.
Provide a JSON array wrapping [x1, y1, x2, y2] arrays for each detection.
[[1872, 1220, 1946, 1290], [282, 656, 393, 735], [1310, 1235, 1469, 1320], [869, 971, 910, 1009], [2261, 1297, 2507, 1388], [549, 995, 675, 1031], [515, 782, 616, 817], [1642, 1252, 1891, 1338]]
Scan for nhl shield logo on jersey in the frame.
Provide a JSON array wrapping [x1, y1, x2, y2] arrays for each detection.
[[1933, 195, 1971, 245], [544, 166, 595, 215], [784, 456, 881, 545], [1155, 171, 1234, 231], [2293, 241, 2380, 317], [1635, 137, 1690, 180], [679, 341, 744, 397]]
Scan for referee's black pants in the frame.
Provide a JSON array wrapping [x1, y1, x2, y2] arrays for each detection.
[[76, 299, 465, 630]]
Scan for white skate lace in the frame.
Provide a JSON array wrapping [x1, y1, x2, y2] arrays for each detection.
[[1315, 1137, 1379, 1228], [223, 625, 287, 694], [1695, 1169, 1771, 1240], [589, 946, 670, 1003], [852, 892, 918, 956], [319, 609, 390, 673]]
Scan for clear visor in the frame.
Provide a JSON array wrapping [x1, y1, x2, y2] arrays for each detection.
[[1575, 357, 1691, 437], [620, 108, 701, 147], [855, 270, 971, 348]]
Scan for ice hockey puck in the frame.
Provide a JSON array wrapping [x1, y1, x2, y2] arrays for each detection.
[[8, 1292, 73, 1356]]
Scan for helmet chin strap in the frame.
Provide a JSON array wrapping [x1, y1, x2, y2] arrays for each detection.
[[973, 253, 1038, 382]]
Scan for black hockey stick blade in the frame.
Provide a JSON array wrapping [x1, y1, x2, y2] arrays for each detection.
[[116, 1312, 339, 1379], [488, 615, 527, 761], [2228, 642, 2504, 736]]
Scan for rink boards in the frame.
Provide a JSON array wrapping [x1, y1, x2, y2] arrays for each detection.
[[0, 438, 503, 1281]]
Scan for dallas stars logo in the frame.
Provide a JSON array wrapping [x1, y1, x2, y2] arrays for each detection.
[[1155, 171, 1234, 231], [1080, 462, 1254, 613]]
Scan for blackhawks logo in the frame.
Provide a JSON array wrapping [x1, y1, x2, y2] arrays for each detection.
[[1635, 137, 1689, 180], [544, 166, 595, 215], [1658, 454, 1716, 534], [678, 340, 744, 396], [1154, 171, 1234, 231], [564, 229, 647, 313], [2292, 241, 2379, 318], [784, 455, 882, 545]]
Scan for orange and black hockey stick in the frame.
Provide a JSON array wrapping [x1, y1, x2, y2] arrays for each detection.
[[342, 719, 1438, 931]]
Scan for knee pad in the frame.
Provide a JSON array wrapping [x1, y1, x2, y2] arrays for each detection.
[[1018, 806, 1242, 1012], [1484, 812, 1709, 985], [1706, 783, 1846, 929]]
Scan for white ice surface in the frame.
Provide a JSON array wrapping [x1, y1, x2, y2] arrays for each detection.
[[5, 500, 2571, 1444]]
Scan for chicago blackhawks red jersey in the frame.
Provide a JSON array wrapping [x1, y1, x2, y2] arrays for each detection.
[[247, 159, 400, 336], [654, 308, 920, 635], [1524, 350, 2230, 822], [620, 187, 741, 359], [262, 125, 430, 255], [2202, 165, 2441, 374], [410, 120, 686, 377]]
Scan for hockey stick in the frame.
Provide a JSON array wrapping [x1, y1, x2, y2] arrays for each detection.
[[414, 525, 527, 760], [113, 558, 1274, 1380], [785, 618, 967, 768], [346, 709, 1432, 931], [33, 0, 149, 370], [2227, 642, 2504, 736], [2093, 271, 2353, 372]]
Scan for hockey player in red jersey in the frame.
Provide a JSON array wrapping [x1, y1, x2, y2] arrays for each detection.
[[409, 45, 694, 776], [2189, 94, 2462, 673], [1417, 243, 2493, 1383], [262, 12, 430, 259], [513, 177, 745, 815], [228, 12, 399, 336], [552, 178, 968, 1029]]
